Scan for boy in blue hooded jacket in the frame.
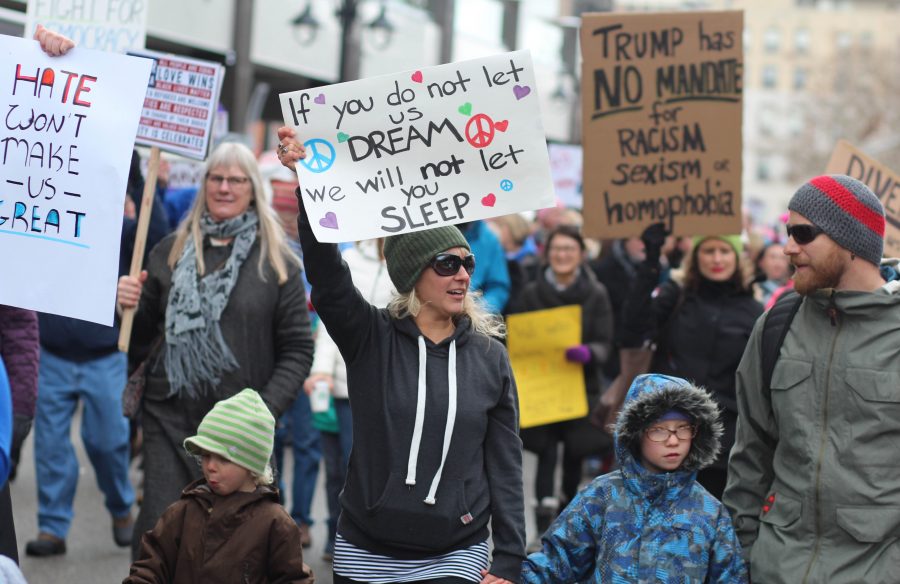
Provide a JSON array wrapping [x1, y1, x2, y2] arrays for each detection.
[[521, 373, 747, 583]]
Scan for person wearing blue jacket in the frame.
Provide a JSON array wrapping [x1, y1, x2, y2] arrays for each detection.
[[521, 373, 747, 583], [459, 221, 510, 314], [0, 360, 11, 487]]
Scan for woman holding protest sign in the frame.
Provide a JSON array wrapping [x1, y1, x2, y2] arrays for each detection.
[[620, 225, 761, 499], [116, 141, 314, 558], [507, 225, 614, 550], [277, 126, 525, 584]]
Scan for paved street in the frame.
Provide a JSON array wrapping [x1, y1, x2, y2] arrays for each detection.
[[10, 407, 541, 583]]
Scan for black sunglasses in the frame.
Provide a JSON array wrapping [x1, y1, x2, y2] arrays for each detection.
[[430, 253, 475, 277], [786, 224, 825, 245]]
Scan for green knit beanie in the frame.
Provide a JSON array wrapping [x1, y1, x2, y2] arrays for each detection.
[[692, 234, 743, 257], [184, 388, 275, 477], [382, 226, 471, 293]]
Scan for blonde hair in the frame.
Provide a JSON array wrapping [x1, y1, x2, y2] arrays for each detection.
[[492, 214, 532, 248], [253, 464, 274, 486], [167, 142, 299, 283], [387, 289, 506, 338]]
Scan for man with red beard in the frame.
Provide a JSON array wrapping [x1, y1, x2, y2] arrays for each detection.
[[723, 174, 900, 584]]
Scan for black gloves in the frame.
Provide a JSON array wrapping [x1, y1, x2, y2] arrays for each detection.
[[641, 222, 668, 267]]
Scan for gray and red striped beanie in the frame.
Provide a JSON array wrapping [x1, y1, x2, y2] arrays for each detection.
[[788, 175, 885, 266]]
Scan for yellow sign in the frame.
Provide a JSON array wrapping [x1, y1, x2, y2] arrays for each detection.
[[507, 305, 587, 428]]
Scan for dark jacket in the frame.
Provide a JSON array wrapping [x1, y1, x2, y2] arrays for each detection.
[[511, 266, 613, 398], [297, 202, 526, 581], [0, 306, 39, 418], [125, 480, 314, 584], [590, 241, 641, 379], [632, 276, 762, 470], [130, 233, 313, 419]]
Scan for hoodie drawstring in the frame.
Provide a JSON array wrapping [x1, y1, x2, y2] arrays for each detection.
[[404, 336, 458, 506], [405, 336, 429, 487], [425, 340, 457, 505]]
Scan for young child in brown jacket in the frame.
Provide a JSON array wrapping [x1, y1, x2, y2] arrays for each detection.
[[124, 389, 313, 584]]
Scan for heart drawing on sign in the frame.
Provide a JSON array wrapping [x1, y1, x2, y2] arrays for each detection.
[[513, 85, 531, 100], [411, 70, 423, 83], [319, 212, 339, 229], [314, 93, 326, 105], [494, 120, 509, 132], [481, 193, 496, 207], [337, 132, 350, 143], [458, 102, 472, 116]]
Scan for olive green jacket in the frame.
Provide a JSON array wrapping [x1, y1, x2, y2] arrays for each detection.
[[724, 278, 900, 584]]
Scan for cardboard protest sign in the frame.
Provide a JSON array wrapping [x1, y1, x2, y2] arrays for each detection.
[[0, 34, 152, 325], [507, 305, 587, 429], [826, 140, 900, 258], [548, 142, 583, 209], [580, 11, 743, 238], [131, 50, 224, 160], [26, 0, 147, 54], [279, 50, 555, 243]]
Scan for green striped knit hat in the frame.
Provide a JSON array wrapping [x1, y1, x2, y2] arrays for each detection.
[[184, 388, 275, 477]]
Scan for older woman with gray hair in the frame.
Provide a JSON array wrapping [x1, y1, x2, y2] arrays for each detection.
[[117, 142, 314, 558]]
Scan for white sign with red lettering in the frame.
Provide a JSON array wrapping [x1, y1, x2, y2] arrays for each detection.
[[131, 49, 223, 160], [0, 35, 151, 325]]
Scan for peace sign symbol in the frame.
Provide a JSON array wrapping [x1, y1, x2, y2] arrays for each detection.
[[300, 139, 336, 174], [465, 114, 495, 149]]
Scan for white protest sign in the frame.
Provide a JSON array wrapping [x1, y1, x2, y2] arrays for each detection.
[[132, 50, 224, 160], [548, 142, 583, 209], [0, 34, 152, 325], [280, 50, 555, 242], [25, 0, 147, 54]]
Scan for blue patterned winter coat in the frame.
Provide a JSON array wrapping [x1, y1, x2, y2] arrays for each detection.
[[521, 374, 748, 583]]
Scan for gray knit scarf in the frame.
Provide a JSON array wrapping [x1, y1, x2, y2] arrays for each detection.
[[165, 210, 259, 397]]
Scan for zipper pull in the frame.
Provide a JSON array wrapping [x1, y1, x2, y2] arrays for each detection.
[[827, 292, 838, 326]]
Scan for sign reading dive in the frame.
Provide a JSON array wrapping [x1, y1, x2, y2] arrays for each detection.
[[580, 11, 744, 238], [280, 50, 555, 242]]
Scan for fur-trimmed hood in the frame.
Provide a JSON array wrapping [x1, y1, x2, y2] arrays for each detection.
[[615, 373, 723, 472]]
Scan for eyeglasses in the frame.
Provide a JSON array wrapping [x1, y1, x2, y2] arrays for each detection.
[[207, 173, 250, 186], [549, 244, 581, 254], [430, 253, 476, 277], [786, 224, 825, 245], [645, 425, 696, 443]]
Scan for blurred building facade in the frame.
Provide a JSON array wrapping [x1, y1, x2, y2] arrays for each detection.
[[0, 0, 596, 148]]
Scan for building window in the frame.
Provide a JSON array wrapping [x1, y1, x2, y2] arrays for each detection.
[[860, 31, 874, 51], [836, 31, 852, 51], [764, 27, 781, 53], [757, 159, 772, 182], [793, 67, 808, 90], [794, 28, 810, 54], [762, 65, 778, 89]]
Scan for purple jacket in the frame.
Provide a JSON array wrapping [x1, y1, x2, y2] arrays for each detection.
[[0, 306, 40, 418]]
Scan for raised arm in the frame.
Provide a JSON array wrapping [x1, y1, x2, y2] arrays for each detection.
[[277, 126, 379, 363]]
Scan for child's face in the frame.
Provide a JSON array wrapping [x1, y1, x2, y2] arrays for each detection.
[[639, 420, 694, 474], [200, 451, 256, 496]]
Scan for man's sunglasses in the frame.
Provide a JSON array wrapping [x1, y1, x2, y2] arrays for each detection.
[[430, 253, 476, 277], [786, 224, 825, 245]]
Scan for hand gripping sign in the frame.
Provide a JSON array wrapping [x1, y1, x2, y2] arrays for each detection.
[[280, 50, 555, 243]]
